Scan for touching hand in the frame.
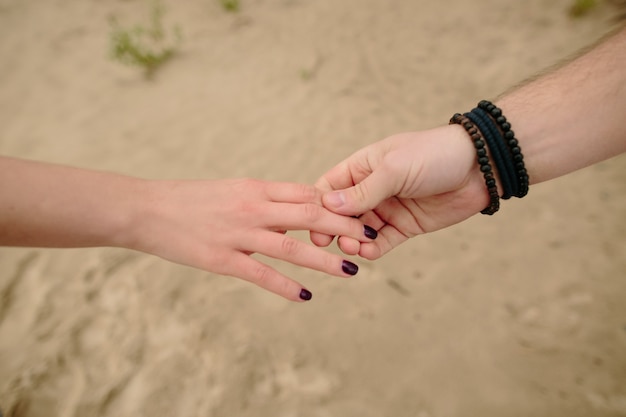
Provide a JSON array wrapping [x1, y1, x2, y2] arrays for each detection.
[[128, 178, 377, 301], [311, 125, 490, 259]]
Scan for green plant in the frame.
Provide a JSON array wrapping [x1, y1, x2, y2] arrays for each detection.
[[220, 0, 240, 12], [569, 0, 598, 17], [110, 0, 182, 78]]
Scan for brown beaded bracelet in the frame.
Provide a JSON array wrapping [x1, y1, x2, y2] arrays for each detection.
[[449, 113, 500, 215]]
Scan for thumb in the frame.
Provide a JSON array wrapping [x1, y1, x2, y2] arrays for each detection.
[[322, 168, 397, 216]]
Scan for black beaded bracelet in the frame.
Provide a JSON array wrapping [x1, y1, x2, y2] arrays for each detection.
[[449, 113, 500, 215], [477, 100, 529, 197], [465, 109, 517, 200]]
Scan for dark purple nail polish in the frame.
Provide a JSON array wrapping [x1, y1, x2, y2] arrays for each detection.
[[364, 225, 378, 239], [299, 289, 312, 301], [342, 260, 359, 275]]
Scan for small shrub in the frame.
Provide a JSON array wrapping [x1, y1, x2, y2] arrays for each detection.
[[110, 0, 182, 78], [220, 0, 240, 13]]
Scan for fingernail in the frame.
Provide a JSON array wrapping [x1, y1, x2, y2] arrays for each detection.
[[364, 225, 378, 239], [299, 288, 312, 301], [342, 260, 359, 275], [325, 191, 345, 208]]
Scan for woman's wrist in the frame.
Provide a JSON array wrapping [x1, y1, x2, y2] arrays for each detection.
[[108, 176, 157, 252]]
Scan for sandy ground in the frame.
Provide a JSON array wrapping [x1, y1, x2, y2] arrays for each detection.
[[1, 0, 626, 416]]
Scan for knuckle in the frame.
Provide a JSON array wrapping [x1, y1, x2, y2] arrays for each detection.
[[237, 199, 260, 215], [352, 182, 369, 204], [252, 263, 274, 287], [242, 177, 261, 187], [236, 177, 263, 194], [296, 183, 319, 202], [280, 236, 302, 257], [302, 203, 324, 222]]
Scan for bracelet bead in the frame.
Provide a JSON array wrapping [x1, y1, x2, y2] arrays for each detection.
[[490, 108, 502, 117], [468, 108, 519, 199], [449, 113, 500, 215], [476, 100, 529, 198]]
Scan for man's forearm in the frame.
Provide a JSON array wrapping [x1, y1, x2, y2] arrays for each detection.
[[497, 25, 626, 184]]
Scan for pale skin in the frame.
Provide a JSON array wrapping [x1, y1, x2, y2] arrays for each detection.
[[3, 27, 624, 302], [312, 25, 626, 259], [0, 157, 378, 302]]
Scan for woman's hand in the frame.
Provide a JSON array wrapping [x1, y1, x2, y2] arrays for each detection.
[[0, 157, 375, 302], [129, 178, 376, 301]]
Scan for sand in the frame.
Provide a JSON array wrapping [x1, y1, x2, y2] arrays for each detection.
[[1, 0, 626, 416]]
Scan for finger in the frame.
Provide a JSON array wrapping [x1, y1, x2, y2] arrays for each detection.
[[322, 165, 399, 217], [247, 231, 360, 278], [334, 210, 386, 256], [262, 181, 323, 204], [313, 162, 359, 249], [315, 162, 353, 193], [261, 202, 378, 243], [312, 145, 382, 248], [376, 197, 425, 237], [358, 223, 411, 260], [225, 252, 313, 302], [310, 231, 334, 247], [257, 184, 339, 257], [353, 210, 386, 232], [336, 199, 419, 259], [315, 144, 381, 193], [311, 165, 345, 246], [354, 199, 422, 259], [337, 236, 360, 256]]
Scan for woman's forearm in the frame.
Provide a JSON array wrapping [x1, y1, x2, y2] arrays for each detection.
[[496, 25, 626, 185], [0, 156, 378, 300], [0, 156, 140, 248]]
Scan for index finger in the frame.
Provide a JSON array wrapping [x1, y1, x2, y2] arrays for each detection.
[[314, 141, 387, 193], [311, 148, 375, 247], [262, 181, 323, 204], [258, 202, 376, 243]]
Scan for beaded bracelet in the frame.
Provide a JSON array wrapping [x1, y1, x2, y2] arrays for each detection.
[[465, 109, 517, 200], [464, 109, 517, 200], [449, 113, 500, 215], [477, 100, 529, 197]]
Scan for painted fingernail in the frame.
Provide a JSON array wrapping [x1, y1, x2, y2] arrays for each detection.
[[364, 225, 378, 239], [342, 260, 359, 275], [299, 289, 313, 301]]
